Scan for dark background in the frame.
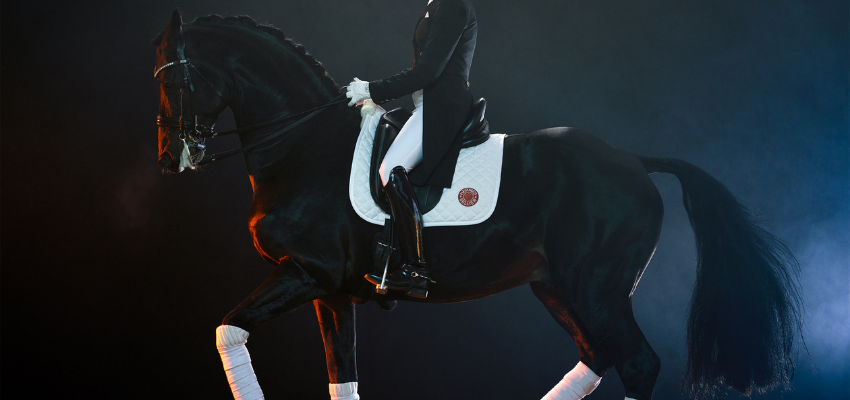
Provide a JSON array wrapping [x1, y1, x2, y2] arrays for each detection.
[[2, 0, 847, 399]]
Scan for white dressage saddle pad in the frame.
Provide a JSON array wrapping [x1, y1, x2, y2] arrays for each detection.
[[349, 104, 506, 227]]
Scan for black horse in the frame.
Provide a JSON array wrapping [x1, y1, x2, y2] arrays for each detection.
[[154, 10, 802, 400]]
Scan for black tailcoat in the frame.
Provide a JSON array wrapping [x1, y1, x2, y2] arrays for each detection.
[[369, 0, 477, 188]]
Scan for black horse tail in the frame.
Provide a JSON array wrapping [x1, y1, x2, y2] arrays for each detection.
[[639, 156, 803, 400]]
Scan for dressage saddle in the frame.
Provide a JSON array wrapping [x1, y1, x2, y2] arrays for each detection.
[[369, 98, 490, 214]]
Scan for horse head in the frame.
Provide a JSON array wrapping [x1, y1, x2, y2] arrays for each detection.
[[153, 9, 227, 173]]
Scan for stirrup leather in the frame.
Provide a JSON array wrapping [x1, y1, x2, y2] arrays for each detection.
[[408, 267, 436, 283]]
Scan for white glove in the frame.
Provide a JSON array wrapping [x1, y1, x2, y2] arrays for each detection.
[[346, 78, 371, 106]]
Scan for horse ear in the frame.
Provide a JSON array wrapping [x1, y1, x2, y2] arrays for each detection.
[[169, 8, 184, 32], [157, 9, 185, 54]]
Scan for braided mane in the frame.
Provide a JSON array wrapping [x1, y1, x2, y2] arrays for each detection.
[[190, 15, 339, 91]]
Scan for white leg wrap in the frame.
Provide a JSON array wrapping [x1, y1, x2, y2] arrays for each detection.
[[329, 382, 360, 400], [216, 325, 265, 400], [541, 362, 602, 400], [625, 398, 638, 400]]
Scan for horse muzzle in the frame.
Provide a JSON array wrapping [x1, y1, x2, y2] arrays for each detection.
[[159, 152, 174, 168], [158, 151, 183, 173]]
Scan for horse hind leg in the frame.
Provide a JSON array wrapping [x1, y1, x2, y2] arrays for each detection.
[[585, 301, 660, 400], [531, 282, 613, 400], [568, 236, 662, 400], [534, 276, 660, 400]]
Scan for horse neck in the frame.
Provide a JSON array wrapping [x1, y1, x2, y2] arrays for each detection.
[[219, 36, 338, 129], [243, 104, 358, 189], [226, 50, 349, 185], [187, 24, 349, 185]]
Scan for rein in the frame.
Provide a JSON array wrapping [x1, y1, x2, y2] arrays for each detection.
[[208, 95, 347, 139], [200, 95, 347, 165], [155, 56, 347, 166]]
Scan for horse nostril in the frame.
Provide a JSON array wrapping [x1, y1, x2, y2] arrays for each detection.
[[159, 153, 173, 168]]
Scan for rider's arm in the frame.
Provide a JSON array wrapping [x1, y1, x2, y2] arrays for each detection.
[[369, 0, 470, 104]]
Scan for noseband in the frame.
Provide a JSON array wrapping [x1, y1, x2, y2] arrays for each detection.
[[155, 57, 226, 165], [155, 55, 346, 167]]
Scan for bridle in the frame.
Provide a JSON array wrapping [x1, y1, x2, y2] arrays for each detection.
[[155, 56, 224, 166], [155, 53, 347, 167]]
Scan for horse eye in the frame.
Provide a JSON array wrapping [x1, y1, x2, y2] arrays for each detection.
[[162, 81, 174, 89]]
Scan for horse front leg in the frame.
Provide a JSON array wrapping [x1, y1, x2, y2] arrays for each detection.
[[216, 256, 329, 400], [315, 296, 360, 400]]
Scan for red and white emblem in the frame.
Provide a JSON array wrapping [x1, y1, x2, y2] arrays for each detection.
[[458, 187, 479, 207]]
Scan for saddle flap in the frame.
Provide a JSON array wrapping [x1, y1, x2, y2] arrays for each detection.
[[369, 98, 491, 215], [351, 106, 506, 228]]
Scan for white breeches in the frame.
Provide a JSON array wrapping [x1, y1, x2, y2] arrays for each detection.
[[379, 89, 424, 186]]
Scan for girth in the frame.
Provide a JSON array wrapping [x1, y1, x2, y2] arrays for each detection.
[[369, 98, 491, 214]]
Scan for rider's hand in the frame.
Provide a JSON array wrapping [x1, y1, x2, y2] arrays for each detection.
[[346, 78, 371, 106]]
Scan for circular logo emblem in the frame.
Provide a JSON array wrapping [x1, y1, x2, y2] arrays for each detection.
[[458, 188, 479, 207]]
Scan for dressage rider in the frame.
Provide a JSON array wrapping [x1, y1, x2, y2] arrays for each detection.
[[346, 0, 477, 298]]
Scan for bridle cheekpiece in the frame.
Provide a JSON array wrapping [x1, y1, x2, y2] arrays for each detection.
[[155, 52, 229, 167]]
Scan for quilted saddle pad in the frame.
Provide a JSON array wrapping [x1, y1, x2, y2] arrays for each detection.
[[349, 104, 506, 227]]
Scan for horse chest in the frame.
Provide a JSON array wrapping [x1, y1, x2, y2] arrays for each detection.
[[248, 194, 342, 263]]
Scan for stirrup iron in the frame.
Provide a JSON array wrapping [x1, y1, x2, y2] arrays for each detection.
[[376, 243, 392, 294], [375, 223, 395, 295]]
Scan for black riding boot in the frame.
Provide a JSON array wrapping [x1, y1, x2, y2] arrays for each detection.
[[365, 166, 433, 298]]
